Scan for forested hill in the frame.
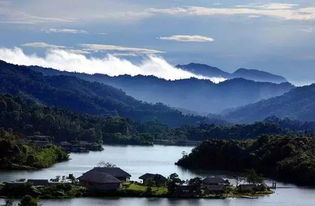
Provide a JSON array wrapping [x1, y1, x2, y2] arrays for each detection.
[[224, 84, 315, 123], [0, 94, 303, 146], [0, 129, 69, 169], [177, 136, 315, 186], [0, 94, 187, 145], [29, 63, 294, 114], [0, 60, 212, 127]]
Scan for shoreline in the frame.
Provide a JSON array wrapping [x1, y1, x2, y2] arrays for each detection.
[[0, 182, 274, 201]]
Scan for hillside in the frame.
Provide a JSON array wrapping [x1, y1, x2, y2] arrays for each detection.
[[176, 136, 315, 186], [231, 68, 287, 84], [0, 60, 210, 127], [177, 63, 287, 84], [29, 65, 294, 114], [176, 63, 229, 78], [0, 94, 159, 145], [0, 129, 68, 169], [224, 84, 315, 123]]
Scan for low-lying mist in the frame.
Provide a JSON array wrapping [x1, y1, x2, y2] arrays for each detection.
[[0, 47, 226, 83]]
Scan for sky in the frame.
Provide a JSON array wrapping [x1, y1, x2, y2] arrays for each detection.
[[0, 0, 315, 85]]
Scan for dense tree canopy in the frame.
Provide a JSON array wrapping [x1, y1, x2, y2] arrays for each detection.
[[0, 129, 68, 169], [177, 135, 315, 186]]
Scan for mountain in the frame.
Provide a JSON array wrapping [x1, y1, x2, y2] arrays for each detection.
[[29, 65, 294, 115], [177, 63, 287, 84], [176, 63, 229, 78], [231, 68, 287, 84], [223, 84, 315, 123], [0, 60, 211, 127]]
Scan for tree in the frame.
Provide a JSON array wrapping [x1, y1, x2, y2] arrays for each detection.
[[67, 174, 76, 183], [19, 195, 38, 206], [246, 169, 264, 184], [167, 173, 182, 195], [188, 177, 202, 196], [97, 161, 116, 168]]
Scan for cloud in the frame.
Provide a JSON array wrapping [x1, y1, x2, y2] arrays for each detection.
[[21, 42, 162, 56], [22, 42, 66, 49], [0, 7, 73, 24], [80, 44, 164, 55], [0, 0, 150, 24], [236, 3, 298, 10], [1, 1, 314, 24], [44, 28, 88, 34], [21, 42, 91, 54], [301, 27, 313, 33], [0, 47, 226, 83], [159, 35, 214, 42], [148, 5, 315, 21]]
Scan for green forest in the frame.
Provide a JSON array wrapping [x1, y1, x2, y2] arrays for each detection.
[[0, 129, 68, 169], [176, 135, 315, 186], [0, 94, 297, 147]]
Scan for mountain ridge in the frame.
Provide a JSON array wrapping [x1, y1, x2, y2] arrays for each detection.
[[0, 60, 214, 127], [177, 63, 288, 84], [28, 64, 294, 114], [223, 84, 315, 123]]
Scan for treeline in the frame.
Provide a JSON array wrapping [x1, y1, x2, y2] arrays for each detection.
[[176, 122, 285, 141], [0, 129, 68, 169], [176, 135, 315, 186]]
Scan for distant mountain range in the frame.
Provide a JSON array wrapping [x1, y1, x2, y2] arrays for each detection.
[[0, 60, 214, 127], [223, 84, 315, 123], [177, 63, 288, 84], [29, 64, 294, 114]]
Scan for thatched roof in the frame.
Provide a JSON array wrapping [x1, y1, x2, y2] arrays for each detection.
[[203, 177, 229, 185], [139, 173, 166, 180], [78, 170, 121, 184], [91, 167, 131, 178]]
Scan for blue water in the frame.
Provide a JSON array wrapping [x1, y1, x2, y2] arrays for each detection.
[[1, 145, 314, 206]]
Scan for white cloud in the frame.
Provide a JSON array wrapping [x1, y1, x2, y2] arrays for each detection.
[[80, 44, 164, 54], [22, 42, 65, 49], [301, 27, 313, 33], [0, 7, 73, 24], [159, 35, 214, 42], [254, 3, 298, 10], [148, 5, 315, 21], [1, 1, 314, 24], [236, 3, 298, 10], [248, 15, 261, 18], [0, 0, 150, 24], [44, 28, 87, 34], [0, 47, 226, 83]]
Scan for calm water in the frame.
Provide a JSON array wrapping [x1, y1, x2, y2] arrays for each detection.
[[1, 145, 315, 206]]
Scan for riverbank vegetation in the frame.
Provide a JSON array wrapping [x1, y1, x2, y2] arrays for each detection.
[[0, 129, 68, 169], [0, 175, 272, 200], [0, 182, 85, 199], [176, 135, 315, 186]]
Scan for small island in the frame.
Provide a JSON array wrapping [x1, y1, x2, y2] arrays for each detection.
[[0, 164, 273, 203]]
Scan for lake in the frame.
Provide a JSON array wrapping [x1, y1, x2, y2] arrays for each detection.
[[1, 145, 315, 206]]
